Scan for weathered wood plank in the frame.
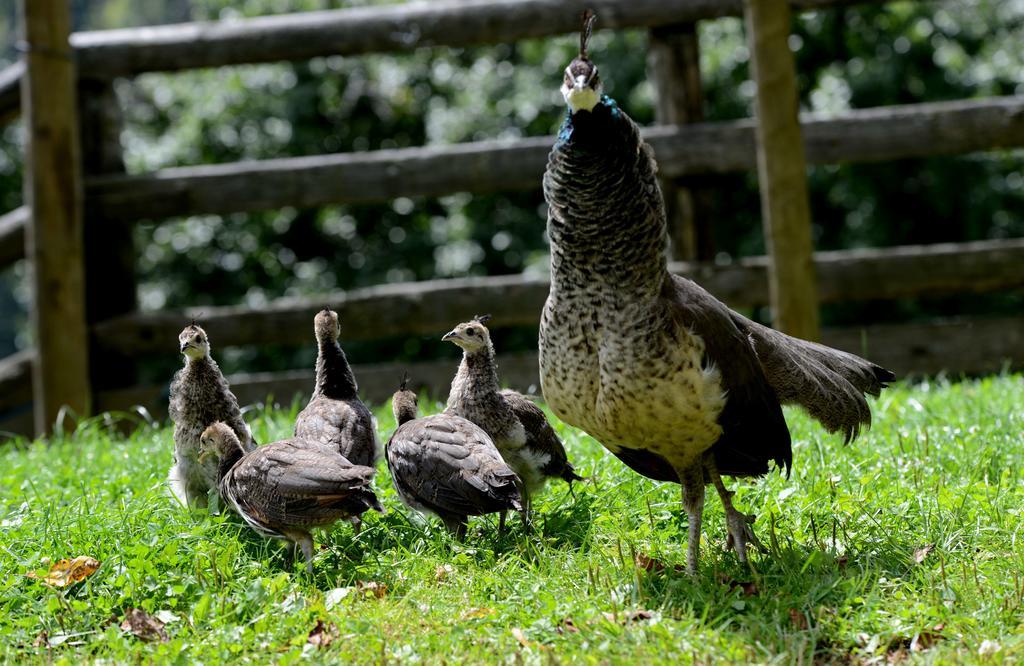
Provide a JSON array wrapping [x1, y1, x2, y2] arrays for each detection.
[[5, 312, 1022, 440], [94, 352, 543, 423], [90, 238, 1024, 356], [66, 0, 886, 79], [0, 62, 22, 126], [0, 206, 28, 269], [647, 21, 711, 261], [820, 317, 1024, 378], [86, 96, 1024, 223], [0, 349, 33, 414], [745, 0, 821, 340], [80, 80, 138, 392], [85, 315, 1024, 425], [20, 0, 92, 436]]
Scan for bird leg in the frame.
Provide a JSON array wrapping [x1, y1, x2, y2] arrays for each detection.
[[703, 453, 765, 563], [678, 463, 706, 575], [498, 511, 507, 537], [519, 491, 533, 534], [350, 516, 362, 537], [441, 515, 468, 541], [286, 530, 316, 574]]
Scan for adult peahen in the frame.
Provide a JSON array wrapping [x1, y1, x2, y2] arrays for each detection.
[[538, 11, 895, 573]]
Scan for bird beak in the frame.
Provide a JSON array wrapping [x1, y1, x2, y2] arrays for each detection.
[[441, 329, 459, 342], [180, 342, 190, 353], [574, 74, 588, 91], [197, 449, 211, 463]]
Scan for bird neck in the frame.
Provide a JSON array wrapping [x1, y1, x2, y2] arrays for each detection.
[[314, 338, 358, 400], [394, 400, 418, 426], [547, 97, 669, 298], [217, 441, 245, 483], [449, 344, 501, 403]]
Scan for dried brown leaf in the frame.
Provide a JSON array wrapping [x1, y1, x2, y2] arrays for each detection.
[[721, 577, 759, 596], [602, 610, 654, 624], [836, 555, 849, 570], [356, 581, 387, 598], [434, 564, 453, 582], [557, 618, 580, 634], [120, 608, 168, 643], [27, 556, 100, 588], [32, 631, 47, 648], [789, 608, 808, 630], [910, 624, 945, 652], [460, 607, 494, 620], [635, 553, 665, 573], [914, 544, 934, 564], [307, 620, 338, 648]]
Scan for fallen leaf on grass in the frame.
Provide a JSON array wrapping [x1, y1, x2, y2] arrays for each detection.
[[836, 555, 849, 570], [356, 581, 387, 598], [27, 556, 100, 587], [307, 620, 338, 648], [913, 544, 934, 564], [635, 553, 665, 573], [789, 608, 807, 630], [120, 608, 168, 643], [910, 624, 944, 652], [460, 607, 494, 620], [511, 627, 547, 650], [635, 553, 685, 574], [602, 610, 654, 624], [718, 575, 759, 597], [557, 618, 579, 634], [32, 631, 47, 648], [435, 564, 453, 582]]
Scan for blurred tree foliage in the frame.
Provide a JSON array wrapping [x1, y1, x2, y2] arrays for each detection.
[[0, 0, 1021, 372]]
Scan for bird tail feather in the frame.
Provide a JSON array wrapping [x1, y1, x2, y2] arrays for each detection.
[[738, 317, 895, 444]]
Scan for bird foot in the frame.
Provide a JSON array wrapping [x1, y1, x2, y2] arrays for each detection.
[[723, 509, 766, 562]]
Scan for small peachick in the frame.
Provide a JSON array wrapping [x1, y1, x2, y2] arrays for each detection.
[[443, 316, 582, 525], [386, 376, 524, 539], [294, 308, 379, 468], [168, 322, 254, 508], [199, 422, 381, 573]]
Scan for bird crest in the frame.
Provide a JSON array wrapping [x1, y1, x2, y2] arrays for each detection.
[[473, 314, 492, 325], [399, 371, 409, 391], [579, 9, 597, 59]]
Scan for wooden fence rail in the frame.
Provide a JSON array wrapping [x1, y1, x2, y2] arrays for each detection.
[[3, 96, 1019, 266], [0, 0, 888, 117], [0, 206, 27, 268], [5, 315, 1023, 433], [89, 238, 1024, 356], [47, 95, 1024, 226]]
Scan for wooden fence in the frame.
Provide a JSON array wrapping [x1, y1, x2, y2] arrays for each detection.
[[1, 0, 1023, 439]]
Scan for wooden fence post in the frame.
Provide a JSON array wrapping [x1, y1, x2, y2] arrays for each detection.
[[80, 79, 137, 393], [647, 23, 714, 261], [744, 0, 821, 340], [18, 0, 92, 434]]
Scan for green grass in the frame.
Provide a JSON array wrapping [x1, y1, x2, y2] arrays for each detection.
[[2, 376, 1023, 664]]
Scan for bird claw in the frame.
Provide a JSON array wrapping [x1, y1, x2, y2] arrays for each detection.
[[724, 510, 766, 561]]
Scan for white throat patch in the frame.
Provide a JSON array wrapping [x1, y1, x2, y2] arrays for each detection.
[[563, 85, 601, 113]]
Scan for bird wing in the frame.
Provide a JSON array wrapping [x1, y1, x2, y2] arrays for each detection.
[[730, 313, 895, 443], [499, 389, 581, 481], [229, 440, 377, 525], [667, 274, 792, 477], [294, 396, 379, 466], [385, 415, 522, 517]]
